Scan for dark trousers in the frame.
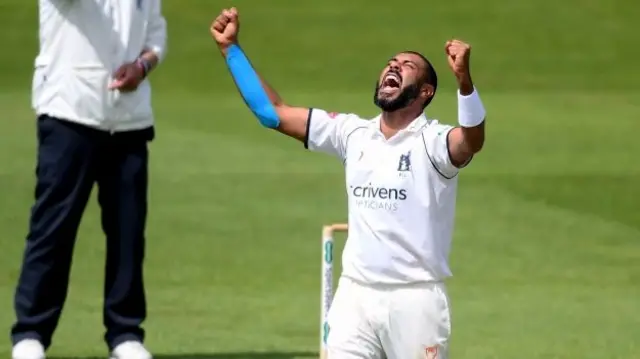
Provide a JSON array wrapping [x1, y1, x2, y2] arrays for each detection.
[[11, 115, 154, 350]]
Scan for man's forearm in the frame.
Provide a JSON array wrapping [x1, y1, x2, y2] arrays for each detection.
[[457, 75, 485, 152], [140, 50, 159, 67], [134, 49, 160, 79], [219, 46, 284, 107], [143, 0, 167, 66], [258, 76, 285, 107], [220, 44, 281, 128], [457, 74, 474, 96], [218, 43, 310, 140], [447, 76, 486, 166]]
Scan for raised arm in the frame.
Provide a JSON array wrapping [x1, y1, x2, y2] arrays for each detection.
[[444, 40, 486, 167], [210, 8, 310, 142]]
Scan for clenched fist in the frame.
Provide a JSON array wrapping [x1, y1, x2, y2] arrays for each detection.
[[445, 40, 472, 80], [210, 7, 240, 50]]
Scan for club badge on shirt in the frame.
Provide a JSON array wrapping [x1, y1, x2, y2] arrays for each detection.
[[397, 151, 412, 179]]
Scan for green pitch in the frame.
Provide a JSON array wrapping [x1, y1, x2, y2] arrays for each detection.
[[0, 0, 638, 358]]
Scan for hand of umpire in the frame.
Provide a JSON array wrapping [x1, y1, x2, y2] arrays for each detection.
[[108, 62, 145, 92]]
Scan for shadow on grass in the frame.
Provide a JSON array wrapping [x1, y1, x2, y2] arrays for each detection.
[[50, 352, 317, 359]]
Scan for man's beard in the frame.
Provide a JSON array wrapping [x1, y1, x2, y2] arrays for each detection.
[[373, 81, 421, 112]]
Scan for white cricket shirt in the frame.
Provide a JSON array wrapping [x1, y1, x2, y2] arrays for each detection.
[[33, 0, 167, 132], [306, 109, 466, 284]]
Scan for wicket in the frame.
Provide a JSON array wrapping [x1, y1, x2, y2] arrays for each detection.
[[320, 223, 348, 359]]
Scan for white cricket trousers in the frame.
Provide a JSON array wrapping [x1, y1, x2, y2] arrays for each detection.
[[326, 277, 451, 359]]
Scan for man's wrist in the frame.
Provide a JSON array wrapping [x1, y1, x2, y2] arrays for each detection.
[[135, 57, 153, 78], [218, 42, 239, 57], [456, 74, 474, 95], [457, 86, 485, 128]]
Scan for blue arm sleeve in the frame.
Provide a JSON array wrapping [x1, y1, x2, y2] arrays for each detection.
[[225, 45, 280, 129]]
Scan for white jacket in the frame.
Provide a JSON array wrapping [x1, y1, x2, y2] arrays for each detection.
[[33, 0, 167, 132]]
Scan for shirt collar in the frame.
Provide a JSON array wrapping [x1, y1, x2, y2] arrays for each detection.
[[371, 113, 430, 134]]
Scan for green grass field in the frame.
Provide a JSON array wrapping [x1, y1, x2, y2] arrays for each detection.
[[1, 0, 639, 358]]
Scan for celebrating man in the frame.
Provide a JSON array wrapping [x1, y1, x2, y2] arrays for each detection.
[[211, 7, 486, 359]]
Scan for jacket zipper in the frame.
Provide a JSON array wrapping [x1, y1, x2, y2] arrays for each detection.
[[106, 86, 116, 135]]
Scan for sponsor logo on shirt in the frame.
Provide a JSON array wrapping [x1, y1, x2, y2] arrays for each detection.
[[350, 183, 407, 212]]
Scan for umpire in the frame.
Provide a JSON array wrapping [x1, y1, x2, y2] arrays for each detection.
[[11, 2, 167, 359]]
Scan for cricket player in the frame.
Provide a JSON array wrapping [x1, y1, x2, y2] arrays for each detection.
[[11, 2, 167, 359], [211, 7, 486, 359]]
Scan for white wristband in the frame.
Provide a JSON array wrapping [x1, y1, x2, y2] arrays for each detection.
[[458, 87, 486, 128]]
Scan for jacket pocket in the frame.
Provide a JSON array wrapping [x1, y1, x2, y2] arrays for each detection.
[[63, 65, 110, 120], [115, 80, 153, 121]]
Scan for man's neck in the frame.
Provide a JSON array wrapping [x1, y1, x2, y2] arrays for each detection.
[[379, 108, 422, 139]]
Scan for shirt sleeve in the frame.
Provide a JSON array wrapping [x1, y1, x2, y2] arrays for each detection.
[[145, 0, 167, 62], [304, 108, 367, 160], [423, 123, 469, 179]]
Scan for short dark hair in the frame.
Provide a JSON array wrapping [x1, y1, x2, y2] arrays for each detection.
[[403, 51, 438, 109]]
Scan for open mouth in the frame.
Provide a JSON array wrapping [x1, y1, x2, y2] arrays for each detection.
[[381, 71, 401, 92]]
